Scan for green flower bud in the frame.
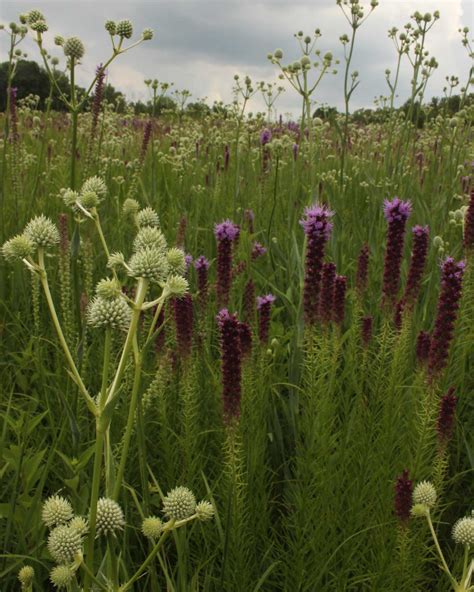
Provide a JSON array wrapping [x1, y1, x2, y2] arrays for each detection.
[[116, 19, 133, 39], [18, 565, 34, 587], [133, 226, 167, 253], [128, 248, 169, 283], [95, 278, 122, 299], [63, 37, 85, 60], [24, 215, 60, 248], [51, 57, 59, 66], [141, 516, 163, 538], [86, 296, 131, 331], [30, 20, 48, 32], [195, 501, 214, 521], [42, 495, 74, 528], [452, 516, 474, 546], [433, 236, 444, 248], [162, 486, 196, 520], [62, 189, 80, 209], [27, 10, 45, 24], [104, 20, 116, 35], [49, 565, 74, 589], [2, 234, 35, 261], [107, 251, 126, 270], [137, 207, 160, 228], [411, 503, 429, 517], [123, 198, 140, 217], [54, 35, 64, 46], [167, 248, 186, 275], [79, 191, 100, 210], [95, 498, 125, 536], [164, 274, 188, 297], [47, 525, 83, 563], [19, 14, 29, 24], [142, 28, 153, 40], [69, 516, 88, 536], [300, 55, 311, 66]]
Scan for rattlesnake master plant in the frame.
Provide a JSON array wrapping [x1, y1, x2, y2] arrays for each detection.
[[2, 178, 212, 591]]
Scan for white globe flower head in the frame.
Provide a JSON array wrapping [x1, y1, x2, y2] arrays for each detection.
[[167, 248, 186, 275], [95, 278, 122, 300], [18, 565, 34, 587], [42, 495, 74, 528], [107, 251, 127, 271], [81, 176, 107, 201], [49, 565, 74, 589], [2, 234, 35, 262], [195, 501, 215, 522], [141, 516, 163, 538], [162, 486, 196, 520], [86, 296, 131, 331], [63, 37, 85, 60], [137, 207, 160, 228], [128, 248, 169, 283], [95, 498, 125, 536], [47, 525, 83, 563], [116, 19, 133, 39], [133, 226, 167, 253], [412, 481, 437, 509], [452, 515, 474, 546], [24, 215, 60, 248]]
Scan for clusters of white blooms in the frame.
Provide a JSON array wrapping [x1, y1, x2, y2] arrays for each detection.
[[95, 497, 126, 536]]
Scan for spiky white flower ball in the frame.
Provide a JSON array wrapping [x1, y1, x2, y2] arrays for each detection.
[[413, 481, 437, 509], [142, 28, 153, 40], [2, 234, 34, 261], [69, 516, 88, 536], [133, 227, 167, 253], [104, 20, 116, 35], [81, 176, 107, 201], [164, 274, 188, 297], [42, 495, 74, 528], [18, 565, 34, 587], [195, 501, 214, 522], [86, 296, 131, 331], [141, 516, 163, 538], [25, 215, 60, 248], [62, 189, 80, 210], [128, 248, 169, 283], [49, 564, 74, 589], [123, 198, 140, 218], [116, 19, 133, 39], [162, 486, 196, 520], [27, 9, 45, 24], [167, 248, 186, 275], [63, 37, 85, 60], [137, 207, 160, 228], [95, 278, 122, 300], [95, 498, 125, 536], [452, 516, 474, 546], [54, 35, 64, 46], [47, 525, 82, 563], [107, 251, 126, 270]]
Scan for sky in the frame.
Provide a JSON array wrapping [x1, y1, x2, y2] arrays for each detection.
[[1, 0, 472, 117]]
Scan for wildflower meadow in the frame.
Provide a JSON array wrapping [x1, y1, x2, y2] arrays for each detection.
[[0, 3, 473, 591]]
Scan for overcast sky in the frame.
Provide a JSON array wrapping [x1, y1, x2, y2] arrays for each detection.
[[1, 0, 472, 116]]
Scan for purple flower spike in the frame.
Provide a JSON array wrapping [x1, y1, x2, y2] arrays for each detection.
[[194, 255, 210, 270], [252, 241, 267, 260], [416, 330, 431, 366], [214, 219, 240, 242], [319, 262, 336, 324], [185, 254, 193, 273], [300, 204, 334, 324], [216, 309, 242, 421], [215, 219, 240, 306], [403, 225, 429, 305], [260, 128, 272, 145], [437, 387, 458, 444], [174, 294, 193, 357], [257, 294, 276, 343], [194, 255, 209, 310], [382, 197, 412, 304], [394, 469, 413, 525], [361, 316, 373, 348], [464, 189, 474, 251], [428, 257, 465, 378]]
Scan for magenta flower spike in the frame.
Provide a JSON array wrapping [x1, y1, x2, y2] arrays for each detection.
[[404, 225, 429, 305], [436, 387, 458, 444], [256, 294, 276, 344], [382, 198, 412, 305], [216, 309, 242, 421], [394, 469, 413, 524], [214, 220, 240, 307]]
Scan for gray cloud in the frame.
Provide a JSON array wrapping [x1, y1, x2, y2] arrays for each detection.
[[1, 0, 472, 116]]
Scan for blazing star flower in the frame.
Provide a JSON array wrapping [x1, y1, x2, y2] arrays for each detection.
[[404, 225, 429, 305], [194, 255, 210, 310], [319, 262, 336, 324], [174, 294, 193, 357], [256, 294, 276, 343], [437, 387, 457, 445], [361, 316, 373, 348], [416, 330, 431, 366], [300, 204, 334, 324], [216, 309, 242, 421], [214, 220, 240, 306], [428, 257, 465, 378], [382, 198, 412, 304], [251, 241, 267, 259], [464, 188, 474, 251], [355, 243, 370, 295], [260, 128, 272, 145], [394, 469, 413, 525]]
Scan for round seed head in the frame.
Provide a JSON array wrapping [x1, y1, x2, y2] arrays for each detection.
[[142, 28, 153, 40], [62, 189, 80, 209], [195, 501, 214, 522], [27, 9, 45, 24], [128, 248, 169, 283], [137, 207, 160, 228], [413, 481, 437, 508], [69, 516, 88, 536], [274, 48, 283, 59], [95, 278, 122, 300], [107, 251, 126, 270], [452, 516, 474, 546], [411, 503, 429, 517], [95, 497, 125, 536], [104, 20, 116, 35], [78, 191, 100, 210], [63, 37, 85, 60], [81, 176, 107, 200], [19, 13, 29, 24], [122, 198, 140, 218], [42, 495, 74, 528], [54, 35, 64, 46], [47, 525, 82, 563], [18, 565, 34, 587], [116, 19, 133, 39], [2, 234, 34, 261], [167, 248, 186, 275], [49, 564, 74, 589], [162, 486, 196, 520], [133, 226, 167, 253], [30, 20, 48, 32], [25, 215, 60, 248], [141, 516, 163, 538], [86, 296, 131, 331], [164, 274, 188, 297]]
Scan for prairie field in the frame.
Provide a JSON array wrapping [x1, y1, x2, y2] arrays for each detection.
[[0, 4, 473, 591]]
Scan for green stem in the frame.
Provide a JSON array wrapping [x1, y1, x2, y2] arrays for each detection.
[[425, 511, 458, 590]]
